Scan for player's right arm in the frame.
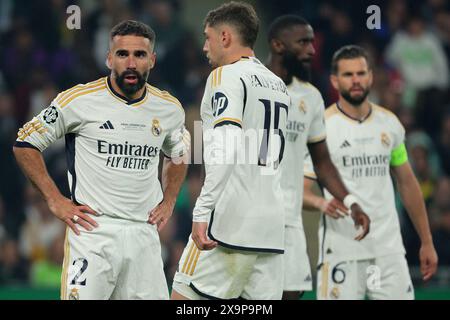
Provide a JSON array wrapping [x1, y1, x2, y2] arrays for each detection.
[[304, 148, 370, 240], [303, 177, 348, 219], [191, 67, 244, 250], [13, 100, 98, 235]]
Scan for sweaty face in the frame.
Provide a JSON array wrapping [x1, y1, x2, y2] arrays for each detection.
[[203, 25, 223, 69], [108, 35, 155, 97], [333, 57, 372, 106], [278, 24, 315, 81]]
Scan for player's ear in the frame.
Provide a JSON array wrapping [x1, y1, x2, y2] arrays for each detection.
[[271, 39, 285, 54], [106, 51, 112, 70], [330, 74, 339, 90], [368, 69, 373, 87], [149, 52, 156, 69], [221, 27, 232, 48]]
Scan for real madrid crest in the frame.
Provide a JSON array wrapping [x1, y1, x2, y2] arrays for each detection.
[[299, 100, 307, 114], [152, 119, 162, 136], [381, 132, 390, 148], [68, 288, 80, 300]]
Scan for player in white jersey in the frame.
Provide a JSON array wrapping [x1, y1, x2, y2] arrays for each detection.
[[13, 21, 189, 299], [266, 15, 371, 300], [303, 45, 438, 300], [172, 2, 292, 300]]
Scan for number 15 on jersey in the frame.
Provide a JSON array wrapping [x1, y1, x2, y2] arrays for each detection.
[[258, 99, 288, 172]]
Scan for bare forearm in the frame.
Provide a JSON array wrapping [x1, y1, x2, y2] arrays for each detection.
[[161, 157, 188, 205], [13, 147, 63, 202], [398, 177, 433, 245], [315, 161, 348, 201], [308, 141, 349, 201]]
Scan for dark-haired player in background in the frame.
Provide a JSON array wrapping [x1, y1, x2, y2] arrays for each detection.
[[267, 15, 370, 300], [304, 45, 438, 299], [14, 20, 189, 300]]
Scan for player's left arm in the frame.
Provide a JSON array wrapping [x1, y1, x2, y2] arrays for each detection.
[[309, 141, 370, 239], [308, 141, 349, 201], [149, 111, 190, 231], [307, 95, 370, 239], [391, 157, 438, 281]]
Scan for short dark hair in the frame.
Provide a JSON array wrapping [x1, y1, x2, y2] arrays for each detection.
[[110, 20, 156, 46], [331, 45, 371, 74], [204, 1, 259, 48], [268, 15, 309, 41]]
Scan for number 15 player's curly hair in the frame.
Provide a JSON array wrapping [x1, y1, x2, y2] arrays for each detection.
[[204, 1, 259, 49]]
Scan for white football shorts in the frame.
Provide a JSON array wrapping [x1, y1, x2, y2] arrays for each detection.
[[61, 214, 169, 300]]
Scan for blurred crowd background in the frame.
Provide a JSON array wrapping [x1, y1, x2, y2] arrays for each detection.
[[0, 0, 449, 297]]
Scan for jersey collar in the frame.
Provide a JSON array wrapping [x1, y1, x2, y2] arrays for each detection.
[[230, 56, 258, 64], [336, 101, 373, 124], [106, 76, 147, 106]]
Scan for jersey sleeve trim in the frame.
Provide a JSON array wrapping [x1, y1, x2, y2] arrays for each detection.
[[390, 143, 408, 167], [213, 118, 242, 129], [307, 135, 326, 144], [13, 141, 41, 152], [147, 85, 184, 113], [17, 118, 48, 141], [55, 78, 105, 105], [60, 84, 106, 108], [211, 66, 224, 88]]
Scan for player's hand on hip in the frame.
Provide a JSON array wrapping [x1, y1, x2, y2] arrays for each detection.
[[192, 222, 217, 251], [48, 196, 98, 236], [148, 200, 175, 232], [420, 242, 438, 281], [321, 198, 348, 219], [350, 203, 370, 241]]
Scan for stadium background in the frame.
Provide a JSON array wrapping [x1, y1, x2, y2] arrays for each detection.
[[0, 0, 449, 300]]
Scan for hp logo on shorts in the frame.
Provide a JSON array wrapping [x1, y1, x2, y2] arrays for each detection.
[[212, 92, 229, 117]]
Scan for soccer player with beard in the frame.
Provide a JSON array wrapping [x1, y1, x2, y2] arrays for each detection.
[[13, 20, 190, 299], [303, 45, 438, 299], [266, 15, 370, 300]]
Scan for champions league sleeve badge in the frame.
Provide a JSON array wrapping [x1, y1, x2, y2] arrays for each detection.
[[43, 105, 59, 124], [152, 119, 162, 136]]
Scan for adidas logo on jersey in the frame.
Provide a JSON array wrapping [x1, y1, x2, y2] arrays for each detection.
[[99, 120, 114, 129], [340, 140, 351, 148], [304, 274, 312, 282]]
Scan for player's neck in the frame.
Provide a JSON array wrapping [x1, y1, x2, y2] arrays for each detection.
[[109, 75, 145, 101], [337, 98, 371, 122], [223, 47, 255, 65], [266, 55, 292, 85]]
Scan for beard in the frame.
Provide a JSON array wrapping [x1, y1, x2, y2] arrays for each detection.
[[114, 69, 148, 98], [281, 50, 311, 82], [341, 86, 370, 106]]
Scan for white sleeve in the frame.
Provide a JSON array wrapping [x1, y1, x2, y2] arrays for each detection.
[[391, 114, 406, 150], [15, 99, 80, 152], [192, 124, 242, 222], [161, 109, 190, 159], [209, 67, 244, 129], [307, 94, 326, 144]]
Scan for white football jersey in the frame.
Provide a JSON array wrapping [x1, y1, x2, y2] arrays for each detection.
[[304, 103, 406, 261], [282, 77, 326, 227], [16, 77, 189, 222], [198, 57, 290, 253]]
